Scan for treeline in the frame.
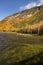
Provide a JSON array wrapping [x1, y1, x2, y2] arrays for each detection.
[[0, 21, 43, 35], [17, 22, 43, 35]]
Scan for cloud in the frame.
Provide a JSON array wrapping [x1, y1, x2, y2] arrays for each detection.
[[38, 0, 43, 6], [20, 0, 43, 11], [20, 3, 37, 10]]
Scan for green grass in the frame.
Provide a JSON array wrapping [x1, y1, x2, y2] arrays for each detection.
[[0, 33, 43, 65]]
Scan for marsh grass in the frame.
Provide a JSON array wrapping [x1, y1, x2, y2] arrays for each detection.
[[0, 33, 43, 65]]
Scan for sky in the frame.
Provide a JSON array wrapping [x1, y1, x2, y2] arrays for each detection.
[[0, 0, 43, 21]]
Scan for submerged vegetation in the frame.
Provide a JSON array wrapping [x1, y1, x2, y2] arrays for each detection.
[[0, 33, 43, 65]]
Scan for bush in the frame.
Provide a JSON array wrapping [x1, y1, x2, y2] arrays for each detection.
[[17, 28, 28, 33]]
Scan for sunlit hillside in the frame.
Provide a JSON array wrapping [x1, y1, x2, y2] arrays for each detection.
[[0, 5, 43, 35]]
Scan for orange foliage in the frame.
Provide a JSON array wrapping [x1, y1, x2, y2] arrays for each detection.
[[16, 18, 22, 22]]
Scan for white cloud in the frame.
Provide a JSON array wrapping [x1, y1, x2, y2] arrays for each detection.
[[20, 0, 43, 11], [38, 0, 43, 6], [20, 3, 37, 10]]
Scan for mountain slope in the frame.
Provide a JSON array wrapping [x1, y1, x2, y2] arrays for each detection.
[[0, 5, 43, 34]]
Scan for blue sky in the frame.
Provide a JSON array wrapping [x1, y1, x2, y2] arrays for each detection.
[[0, 0, 43, 20]]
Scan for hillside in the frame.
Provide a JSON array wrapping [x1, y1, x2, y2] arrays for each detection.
[[0, 5, 43, 34]]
